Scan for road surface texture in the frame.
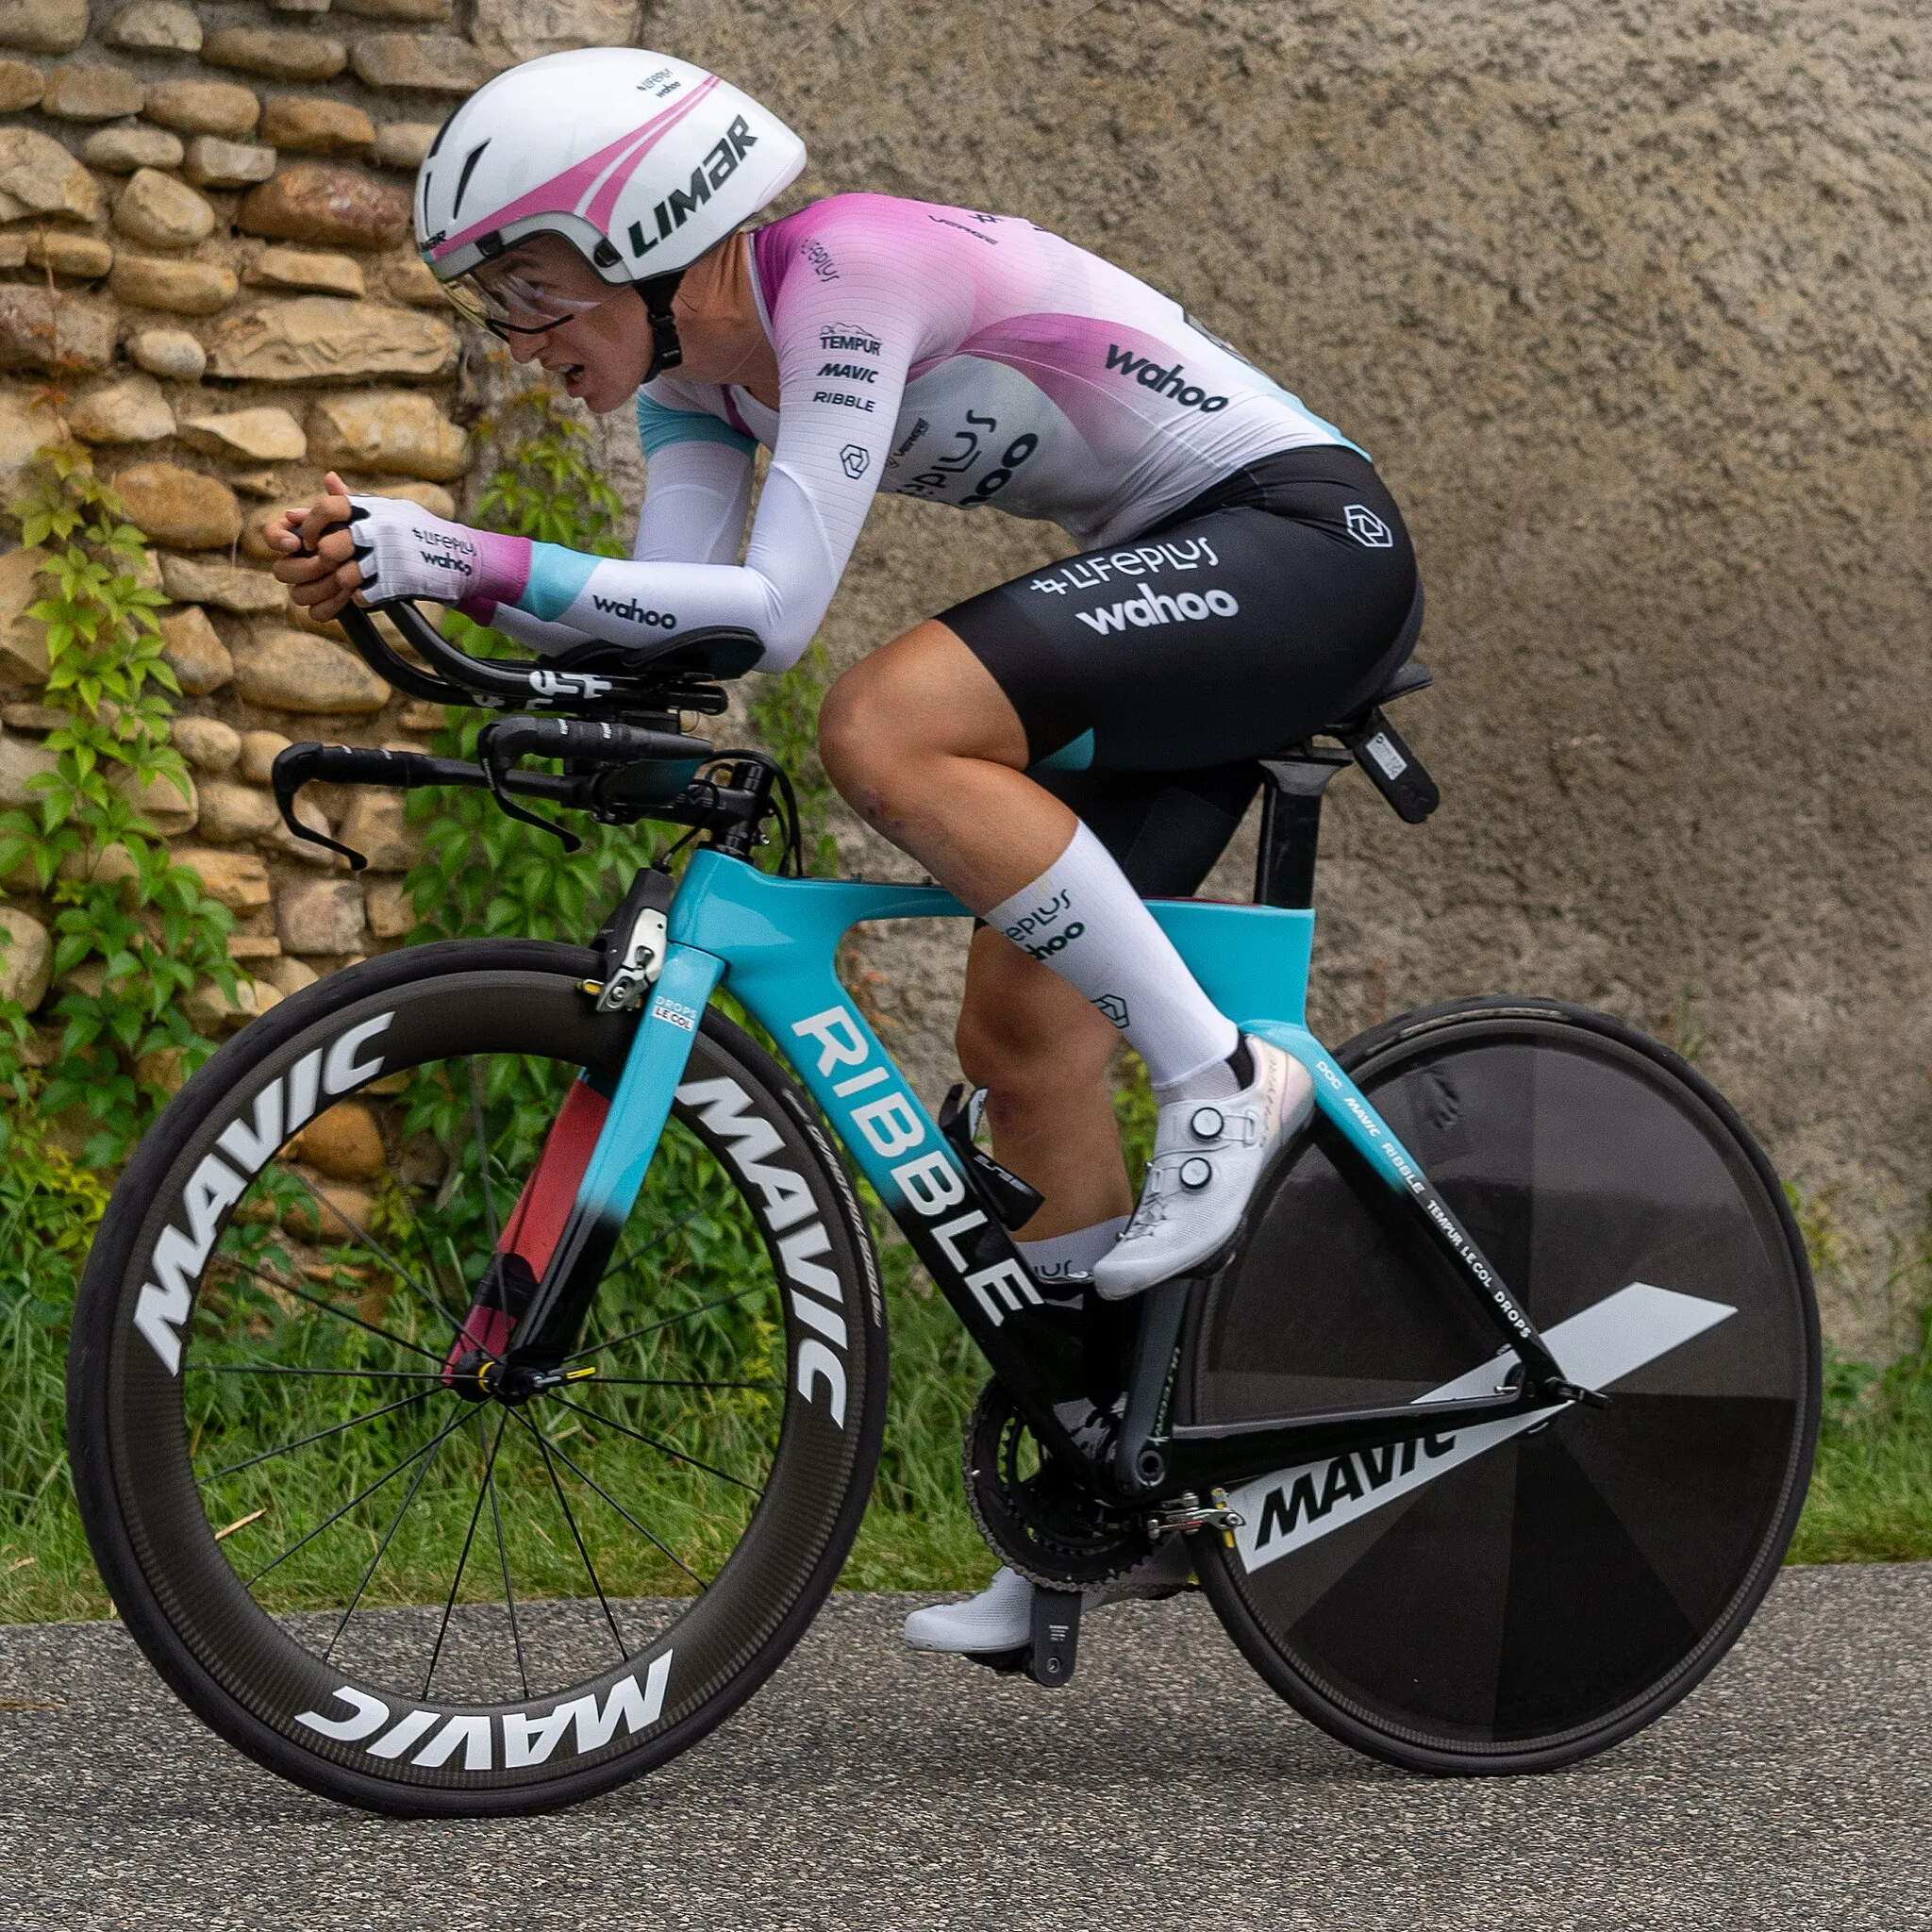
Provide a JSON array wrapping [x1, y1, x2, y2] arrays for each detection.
[[4, 1566, 1929, 1931]]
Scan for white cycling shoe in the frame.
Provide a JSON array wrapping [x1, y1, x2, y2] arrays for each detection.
[[1091, 1035, 1314, 1301], [901, 1540, 1195, 1655]]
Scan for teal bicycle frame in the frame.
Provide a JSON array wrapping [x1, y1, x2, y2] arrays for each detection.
[[509, 846, 1579, 1507]]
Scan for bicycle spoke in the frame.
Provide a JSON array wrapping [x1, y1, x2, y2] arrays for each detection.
[[481, 1412, 528, 1701], [563, 1283, 764, 1366], [203, 1388, 438, 1480], [422, 1414, 508, 1699], [543, 1391, 762, 1495], [468, 1058, 501, 1252], [218, 1258, 448, 1367], [242, 1409, 472, 1589], [187, 1364, 451, 1381], [601, 1207, 707, 1289], [520, 1415, 707, 1591], [275, 1162, 467, 1346], [523, 1415, 628, 1660], [322, 1410, 454, 1664], [575, 1375, 781, 1391]]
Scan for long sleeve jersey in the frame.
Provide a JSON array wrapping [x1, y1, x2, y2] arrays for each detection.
[[458, 193, 1361, 672]]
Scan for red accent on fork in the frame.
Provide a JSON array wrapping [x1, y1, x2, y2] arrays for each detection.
[[441, 1079, 611, 1376]]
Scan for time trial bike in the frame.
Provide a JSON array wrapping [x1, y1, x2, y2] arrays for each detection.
[[66, 596, 1820, 1815]]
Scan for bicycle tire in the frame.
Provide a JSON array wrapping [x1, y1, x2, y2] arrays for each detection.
[[1185, 995, 1819, 1774], [68, 940, 888, 1816]]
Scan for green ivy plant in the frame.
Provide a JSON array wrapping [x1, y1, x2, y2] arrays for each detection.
[[0, 445, 238, 1165]]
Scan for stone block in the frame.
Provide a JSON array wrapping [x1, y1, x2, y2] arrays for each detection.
[[178, 405, 308, 461], [25, 230, 113, 278], [171, 715, 242, 773], [108, 255, 238, 315], [115, 463, 242, 549], [103, 2, 202, 53], [0, 905, 51, 1011], [208, 296, 455, 381], [282, 1173, 374, 1237], [337, 789, 418, 872], [0, 58, 42, 108], [118, 762, 197, 835], [184, 137, 277, 191], [351, 33, 497, 94], [0, 546, 48, 685], [473, 0, 638, 66], [0, 287, 113, 371], [174, 844, 270, 910], [0, 725, 58, 807], [364, 875, 418, 938], [142, 77, 260, 138], [83, 124, 185, 173], [226, 933, 280, 961], [276, 876, 366, 954], [42, 61, 146, 121], [158, 605, 234, 692], [184, 972, 257, 1031], [2, 703, 64, 732], [262, 953, 317, 995], [68, 375, 175, 445], [0, 127, 101, 222], [160, 555, 288, 615], [337, 0, 450, 17], [237, 627, 391, 713], [259, 96, 375, 155], [237, 729, 290, 783], [347, 476, 455, 518], [383, 256, 442, 308], [0, 391, 58, 503], [397, 700, 444, 733], [307, 390, 467, 481], [204, 26, 349, 83], [245, 247, 365, 298], [115, 169, 216, 250], [266, 791, 338, 864], [56, 839, 142, 898], [371, 122, 438, 171], [195, 775, 278, 841], [239, 164, 411, 250], [290, 1099, 384, 1178], [0, 0, 87, 55], [126, 327, 207, 379]]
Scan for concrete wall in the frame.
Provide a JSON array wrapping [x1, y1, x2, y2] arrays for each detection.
[[661, 0, 1932, 1355], [4, 0, 1926, 1351]]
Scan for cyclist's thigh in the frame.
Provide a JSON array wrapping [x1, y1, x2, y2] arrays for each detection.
[[940, 450, 1419, 774]]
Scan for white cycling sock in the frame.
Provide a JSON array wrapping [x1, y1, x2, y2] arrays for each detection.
[[1016, 1216, 1129, 1297], [987, 823, 1239, 1091]]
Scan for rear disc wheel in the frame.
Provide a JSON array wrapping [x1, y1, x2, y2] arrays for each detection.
[[1186, 996, 1819, 1773]]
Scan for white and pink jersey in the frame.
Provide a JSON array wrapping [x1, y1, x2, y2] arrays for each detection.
[[465, 194, 1361, 671]]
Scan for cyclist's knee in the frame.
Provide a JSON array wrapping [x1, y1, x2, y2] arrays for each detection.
[[957, 982, 1113, 1099], [818, 655, 908, 808]]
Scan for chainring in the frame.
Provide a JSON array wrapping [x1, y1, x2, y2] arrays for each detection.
[[963, 1380, 1153, 1590]]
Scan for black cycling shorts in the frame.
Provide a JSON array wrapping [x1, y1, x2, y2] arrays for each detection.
[[940, 444, 1420, 896]]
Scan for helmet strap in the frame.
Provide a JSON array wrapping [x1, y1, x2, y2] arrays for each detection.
[[633, 269, 687, 382]]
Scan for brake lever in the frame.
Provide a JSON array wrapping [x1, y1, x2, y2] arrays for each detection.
[[271, 741, 373, 870], [476, 720, 582, 852]]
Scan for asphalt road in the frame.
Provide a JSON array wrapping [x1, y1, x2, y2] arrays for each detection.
[[4, 1567, 1931, 1931]]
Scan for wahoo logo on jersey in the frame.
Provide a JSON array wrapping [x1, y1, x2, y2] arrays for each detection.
[[1104, 344, 1230, 412]]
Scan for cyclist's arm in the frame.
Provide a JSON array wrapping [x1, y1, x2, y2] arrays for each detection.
[[343, 214, 944, 671]]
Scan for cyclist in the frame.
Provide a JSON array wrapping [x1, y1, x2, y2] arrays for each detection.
[[269, 47, 1422, 1656]]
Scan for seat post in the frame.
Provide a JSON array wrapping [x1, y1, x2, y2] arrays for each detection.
[[1253, 748, 1352, 908]]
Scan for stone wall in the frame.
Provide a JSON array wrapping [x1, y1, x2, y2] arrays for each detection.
[[4, 1, 1929, 1353]]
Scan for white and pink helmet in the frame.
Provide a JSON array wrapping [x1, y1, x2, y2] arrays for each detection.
[[416, 47, 807, 293]]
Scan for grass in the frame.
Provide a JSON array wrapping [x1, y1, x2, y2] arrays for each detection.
[[8, 1080, 1932, 1630]]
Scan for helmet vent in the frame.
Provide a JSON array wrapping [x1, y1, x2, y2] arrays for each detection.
[[451, 141, 491, 220]]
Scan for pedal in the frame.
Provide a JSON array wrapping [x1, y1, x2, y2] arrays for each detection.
[[938, 1084, 1045, 1229], [1027, 1588, 1081, 1689]]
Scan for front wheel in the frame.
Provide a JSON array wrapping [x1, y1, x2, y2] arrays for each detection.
[[68, 940, 888, 1815], [1184, 995, 1820, 1774]]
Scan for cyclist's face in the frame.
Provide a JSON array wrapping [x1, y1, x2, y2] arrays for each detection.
[[471, 237, 649, 412]]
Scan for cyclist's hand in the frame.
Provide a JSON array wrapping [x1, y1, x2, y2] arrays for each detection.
[[268, 472, 366, 622]]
